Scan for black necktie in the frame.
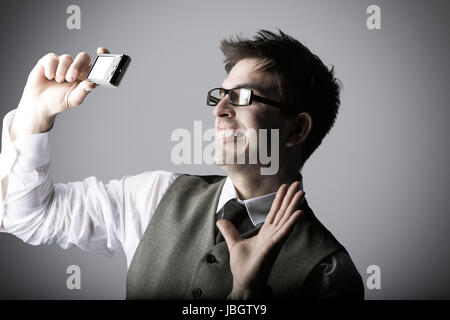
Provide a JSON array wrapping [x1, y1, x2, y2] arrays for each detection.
[[215, 199, 254, 244]]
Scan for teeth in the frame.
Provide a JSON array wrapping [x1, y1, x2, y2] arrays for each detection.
[[224, 130, 233, 137], [218, 130, 234, 138], [217, 129, 245, 138]]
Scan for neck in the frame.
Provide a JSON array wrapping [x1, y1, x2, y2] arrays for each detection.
[[225, 165, 301, 200]]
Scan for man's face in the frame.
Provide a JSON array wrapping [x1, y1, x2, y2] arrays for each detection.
[[213, 58, 285, 171]]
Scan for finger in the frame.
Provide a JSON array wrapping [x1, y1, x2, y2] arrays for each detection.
[[67, 80, 96, 108], [54, 54, 74, 83], [55, 54, 74, 83], [216, 219, 240, 252], [265, 184, 288, 225], [77, 64, 93, 81], [276, 190, 305, 228], [97, 47, 110, 54], [66, 52, 91, 82], [272, 210, 303, 244], [38, 52, 59, 80], [273, 181, 300, 226]]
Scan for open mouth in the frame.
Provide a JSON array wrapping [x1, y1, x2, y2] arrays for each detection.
[[215, 129, 246, 143], [216, 129, 245, 138]]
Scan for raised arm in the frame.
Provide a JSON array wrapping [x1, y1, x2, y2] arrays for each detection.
[[0, 47, 128, 256]]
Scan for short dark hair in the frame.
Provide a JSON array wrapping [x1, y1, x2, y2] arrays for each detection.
[[220, 29, 341, 166]]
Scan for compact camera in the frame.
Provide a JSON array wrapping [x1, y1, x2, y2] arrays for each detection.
[[87, 53, 131, 87]]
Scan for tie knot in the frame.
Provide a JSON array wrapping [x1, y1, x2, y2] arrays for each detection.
[[222, 199, 247, 223], [215, 199, 254, 244]]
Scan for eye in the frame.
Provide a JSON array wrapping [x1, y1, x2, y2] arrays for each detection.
[[238, 89, 251, 105], [229, 89, 239, 103]]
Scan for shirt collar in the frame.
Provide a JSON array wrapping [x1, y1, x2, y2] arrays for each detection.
[[216, 175, 304, 227]]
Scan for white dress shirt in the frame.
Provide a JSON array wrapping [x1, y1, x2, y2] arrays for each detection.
[[0, 108, 363, 298], [0, 108, 290, 268]]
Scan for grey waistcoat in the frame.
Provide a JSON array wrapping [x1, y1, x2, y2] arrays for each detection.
[[126, 174, 344, 299]]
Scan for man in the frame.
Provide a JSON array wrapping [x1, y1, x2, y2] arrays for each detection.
[[0, 30, 363, 299]]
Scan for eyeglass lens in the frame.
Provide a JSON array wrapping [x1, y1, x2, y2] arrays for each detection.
[[209, 88, 251, 106]]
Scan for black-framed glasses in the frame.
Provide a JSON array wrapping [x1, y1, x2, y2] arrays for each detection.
[[206, 87, 285, 110]]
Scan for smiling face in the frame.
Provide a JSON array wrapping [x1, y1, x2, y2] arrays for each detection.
[[213, 58, 288, 173]]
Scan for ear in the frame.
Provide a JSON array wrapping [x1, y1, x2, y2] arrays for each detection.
[[285, 112, 312, 147]]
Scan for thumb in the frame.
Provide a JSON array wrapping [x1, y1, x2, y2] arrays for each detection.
[[216, 219, 240, 251], [97, 47, 110, 54], [67, 80, 96, 108]]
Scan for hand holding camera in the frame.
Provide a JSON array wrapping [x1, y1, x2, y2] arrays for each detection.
[[10, 47, 130, 141]]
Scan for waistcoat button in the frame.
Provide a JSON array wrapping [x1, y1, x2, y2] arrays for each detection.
[[206, 254, 216, 263], [192, 288, 202, 297]]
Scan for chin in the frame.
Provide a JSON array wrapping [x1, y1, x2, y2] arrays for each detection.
[[214, 145, 248, 165]]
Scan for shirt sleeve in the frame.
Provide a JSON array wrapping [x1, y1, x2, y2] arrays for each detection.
[[0, 108, 179, 261], [301, 249, 365, 299]]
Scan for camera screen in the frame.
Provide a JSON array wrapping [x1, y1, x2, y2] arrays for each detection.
[[89, 56, 114, 80]]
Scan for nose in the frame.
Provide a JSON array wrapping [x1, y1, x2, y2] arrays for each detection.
[[212, 95, 236, 118]]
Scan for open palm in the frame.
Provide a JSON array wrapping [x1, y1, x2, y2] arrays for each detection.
[[216, 181, 304, 298]]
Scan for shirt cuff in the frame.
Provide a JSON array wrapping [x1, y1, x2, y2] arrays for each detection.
[[0, 109, 18, 179], [0, 108, 51, 174], [0, 108, 52, 229]]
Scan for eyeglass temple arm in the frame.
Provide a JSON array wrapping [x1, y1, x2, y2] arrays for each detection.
[[252, 95, 285, 109]]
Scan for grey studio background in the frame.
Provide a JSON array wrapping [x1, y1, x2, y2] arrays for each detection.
[[0, 0, 449, 299]]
